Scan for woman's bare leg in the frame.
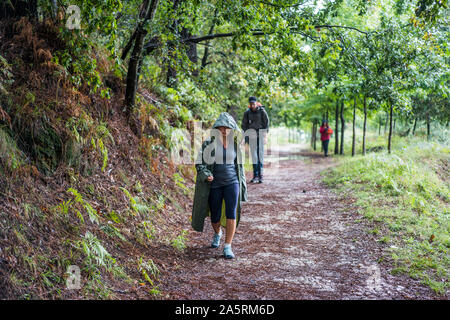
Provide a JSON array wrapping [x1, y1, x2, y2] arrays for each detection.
[[225, 219, 236, 244], [211, 221, 221, 234]]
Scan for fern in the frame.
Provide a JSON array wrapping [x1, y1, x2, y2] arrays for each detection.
[[57, 199, 72, 216], [97, 138, 108, 172], [138, 257, 159, 285], [100, 225, 126, 241], [79, 232, 115, 272], [171, 229, 188, 251], [68, 188, 100, 224], [120, 187, 138, 213], [65, 118, 112, 172]]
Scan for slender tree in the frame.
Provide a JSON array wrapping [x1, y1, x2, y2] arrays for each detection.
[[340, 101, 345, 155], [412, 117, 418, 135], [334, 99, 339, 155], [351, 96, 356, 157], [362, 95, 367, 156], [388, 102, 394, 153], [124, 0, 160, 119]]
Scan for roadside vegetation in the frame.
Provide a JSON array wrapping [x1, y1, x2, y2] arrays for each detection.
[[323, 131, 449, 294]]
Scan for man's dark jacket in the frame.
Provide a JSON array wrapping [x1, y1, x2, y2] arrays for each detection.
[[241, 106, 270, 132]]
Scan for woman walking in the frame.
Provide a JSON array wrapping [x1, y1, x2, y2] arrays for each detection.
[[319, 121, 333, 157], [191, 112, 247, 259]]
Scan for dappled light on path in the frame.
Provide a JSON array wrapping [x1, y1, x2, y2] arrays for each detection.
[[159, 149, 438, 299]]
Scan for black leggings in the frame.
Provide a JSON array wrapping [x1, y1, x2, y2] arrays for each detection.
[[208, 183, 239, 223], [322, 140, 330, 156]]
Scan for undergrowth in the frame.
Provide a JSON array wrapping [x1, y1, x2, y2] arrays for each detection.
[[0, 18, 195, 299]]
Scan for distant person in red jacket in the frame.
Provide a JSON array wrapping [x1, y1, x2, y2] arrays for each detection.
[[319, 121, 333, 157]]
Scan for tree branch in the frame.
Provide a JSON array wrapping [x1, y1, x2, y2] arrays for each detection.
[[314, 25, 369, 35], [258, 0, 307, 8]]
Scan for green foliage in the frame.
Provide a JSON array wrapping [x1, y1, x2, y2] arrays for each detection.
[[0, 54, 14, 94], [67, 188, 100, 224], [138, 257, 160, 286], [136, 220, 156, 243], [0, 127, 25, 173], [49, 0, 123, 94], [172, 172, 189, 194], [171, 229, 188, 252], [66, 115, 114, 172], [107, 210, 122, 224], [120, 187, 151, 216], [100, 224, 126, 241], [53, 48, 103, 94], [56, 199, 72, 216], [77, 231, 116, 273], [133, 181, 143, 194]]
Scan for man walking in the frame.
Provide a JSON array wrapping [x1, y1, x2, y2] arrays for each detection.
[[241, 96, 269, 183]]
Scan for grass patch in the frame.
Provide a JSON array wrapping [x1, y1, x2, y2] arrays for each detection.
[[323, 137, 449, 295]]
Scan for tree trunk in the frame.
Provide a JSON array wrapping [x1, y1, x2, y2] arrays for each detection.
[[388, 103, 393, 154], [384, 111, 388, 134], [166, 42, 178, 87], [312, 122, 317, 151], [340, 101, 345, 155], [352, 97, 356, 157], [165, 0, 184, 87], [427, 113, 431, 141], [393, 116, 396, 135], [125, 30, 146, 116], [314, 121, 317, 151], [362, 96, 367, 156], [226, 105, 238, 122], [412, 117, 417, 135], [124, 0, 160, 118], [200, 8, 218, 70], [334, 99, 339, 155], [378, 115, 383, 136], [181, 29, 198, 77]]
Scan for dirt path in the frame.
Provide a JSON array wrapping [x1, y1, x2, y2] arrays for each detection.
[[159, 147, 438, 299]]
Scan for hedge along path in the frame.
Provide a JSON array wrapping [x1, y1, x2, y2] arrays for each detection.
[[159, 146, 439, 299]]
